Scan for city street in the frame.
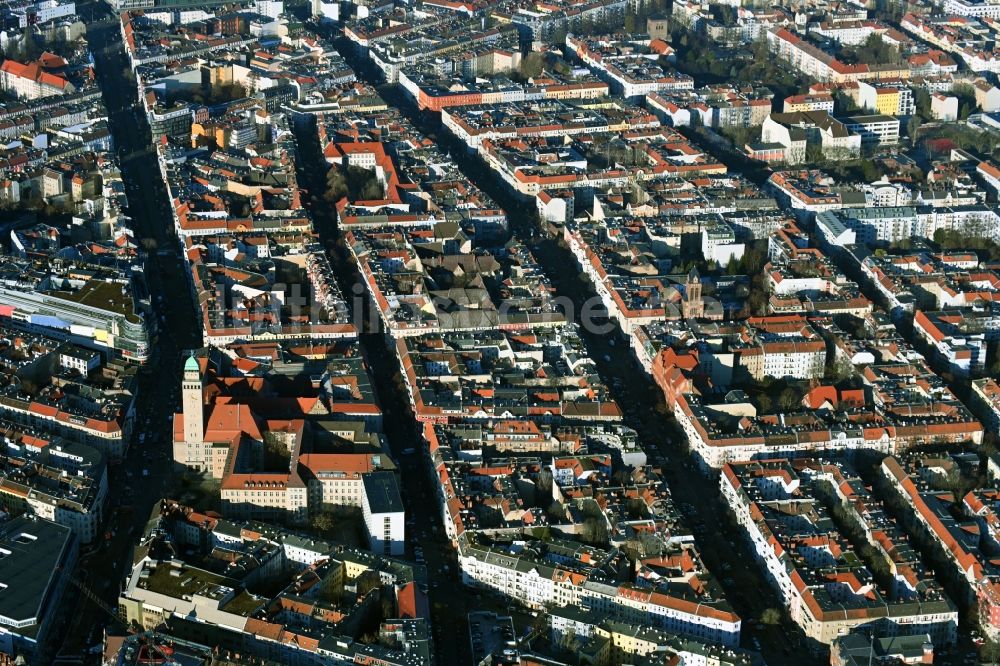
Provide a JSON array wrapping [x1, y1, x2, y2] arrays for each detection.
[[292, 115, 475, 666], [52, 12, 813, 661], [6, 3, 996, 666], [55, 2, 203, 658], [325, 42, 814, 664]]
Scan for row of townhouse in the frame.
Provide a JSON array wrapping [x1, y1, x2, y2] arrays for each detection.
[[673, 363, 983, 470], [881, 456, 1000, 642], [566, 34, 692, 100], [441, 100, 659, 151], [157, 121, 356, 344], [818, 205, 1000, 248], [548, 606, 755, 666], [393, 326, 621, 423], [0, 337, 138, 462], [767, 28, 914, 83], [671, 0, 793, 43], [674, 392, 893, 470], [477, 128, 728, 198], [722, 459, 958, 649], [646, 88, 773, 129], [912, 308, 999, 377], [971, 377, 1000, 431], [561, 222, 709, 335], [899, 14, 1000, 74], [400, 69, 610, 112], [459, 538, 743, 647], [500, 0, 628, 42]]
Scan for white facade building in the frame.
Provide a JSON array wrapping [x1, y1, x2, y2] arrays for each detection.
[[361, 472, 405, 556]]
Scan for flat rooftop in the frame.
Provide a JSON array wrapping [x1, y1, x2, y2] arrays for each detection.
[[137, 561, 234, 601], [53, 280, 140, 324], [363, 471, 404, 515], [0, 516, 72, 626]]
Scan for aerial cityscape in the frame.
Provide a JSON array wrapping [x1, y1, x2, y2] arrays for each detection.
[[2, 0, 1000, 663]]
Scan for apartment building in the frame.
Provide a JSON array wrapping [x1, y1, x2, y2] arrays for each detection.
[[767, 28, 910, 83], [548, 607, 754, 666], [9, 0, 76, 27], [840, 114, 900, 146], [0, 435, 107, 544], [913, 309, 989, 376], [120, 507, 432, 665], [971, 377, 1000, 432], [784, 93, 835, 113], [0, 58, 74, 100], [459, 538, 742, 647], [568, 35, 693, 100], [722, 460, 957, 647], [979, 161, 1000, 198], [0, 330, 137, 462], [702, 223, 745, 266], [674, 356, 982, 469], [698, 315, 828, 383], [858, 81, 915, 116], [931, 92, 959, 121], [762, 111, 862, 163], [361, 472, 405, 556], [882, 456, 1000, 642], [943, 0, 1000, 17], [818, 205, 1000, 246]]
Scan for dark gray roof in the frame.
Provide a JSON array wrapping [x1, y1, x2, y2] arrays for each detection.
[[363, 471, 404, 514], [0, 516, 73, 626]]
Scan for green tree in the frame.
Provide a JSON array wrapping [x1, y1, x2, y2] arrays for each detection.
[[983, 640, 1000, 664], [324, 167, 348, 203], [547, 500, 565, 522], [913, 87, 932, 121], [760, 607, 782, 625], [558, 628, 580, 654], [311, 511, 335, 536], [825, 355, 855, 383], [841, 34, 901, 66], [356, 570, 381, 597], [624, 11, 636, 33], [805, 142, 825, 164], [262, 435, 291, 471], [860, 159, 883, 182], [990, 352, 1000, 378], [519, 52, 545, 79], [579, 499, 609, 544], [580, 516, 608, 544]]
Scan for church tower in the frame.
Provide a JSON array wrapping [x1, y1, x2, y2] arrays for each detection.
[[181, 355, 205, 460], [682, 267, 704, 320]]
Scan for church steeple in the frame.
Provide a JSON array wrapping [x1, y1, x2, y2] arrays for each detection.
[[682, 268, 704, 320]]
